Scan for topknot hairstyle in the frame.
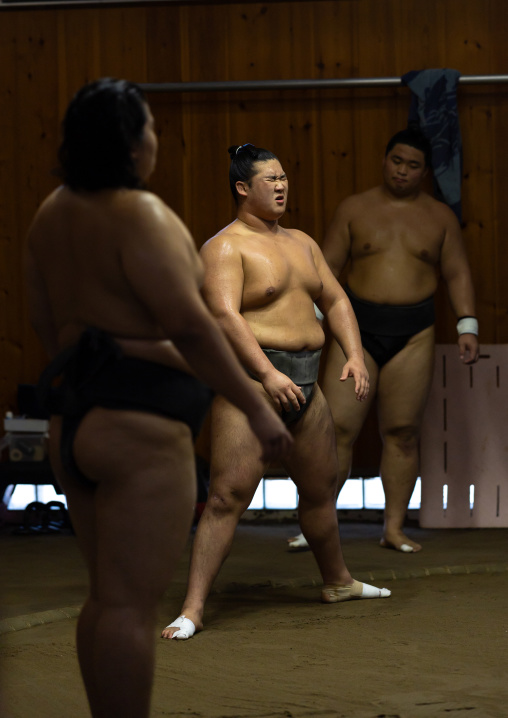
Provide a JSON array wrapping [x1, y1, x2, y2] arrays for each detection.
[[385, 127, 432, 168], [58, 77, 149, 191], [227, 143, 279, 203]]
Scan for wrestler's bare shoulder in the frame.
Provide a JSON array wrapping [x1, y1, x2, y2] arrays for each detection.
[[338, 185, 429, 211], [277, 226, 320, 255], [113, 190, 194, 240], [201, 222, 314, 257], [200, 220, 253, 258], [206, 219, 243, 243], [45, 184, 181, 218], [417, 191, 461, 226], [384, 187, 460, 229], [332, 187, 381, 219], [337, 185, 457, 221], [98, 188, 190, 236], [279, 225, 312, 241], [30, 186, 191, 245]]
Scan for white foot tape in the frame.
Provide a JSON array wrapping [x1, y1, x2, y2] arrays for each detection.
[[360, 581, 392, 598], [322, 579, 391, 603], [165, 615, 196, 640], [288, 533, 309, 550]]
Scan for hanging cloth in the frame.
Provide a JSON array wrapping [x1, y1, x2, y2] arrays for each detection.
[[402, 69, 463, 221]]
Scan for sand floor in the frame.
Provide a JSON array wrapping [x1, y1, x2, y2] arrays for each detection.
[[1, 521, 507, 718]]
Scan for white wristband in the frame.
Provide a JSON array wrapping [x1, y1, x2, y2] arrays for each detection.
[[456, 317, 478, 336], [314, 304, 324, 322]]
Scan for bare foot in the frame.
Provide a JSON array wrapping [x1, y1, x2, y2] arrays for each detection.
[[380, 531, 422, 553], [161, 612, 203, 640], [322, 579, 391, 603]]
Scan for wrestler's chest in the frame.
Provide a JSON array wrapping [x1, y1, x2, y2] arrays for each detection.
[[351, 228, 442, 264], [242, 247, 321, 302]]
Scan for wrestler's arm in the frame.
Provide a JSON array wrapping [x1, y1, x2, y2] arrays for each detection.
[[199, 235, 306, 412], [439, 209, 479, 365], [309, 236, 369, 401], [120, 195, 293, 460], [321, 198, 354, 279]]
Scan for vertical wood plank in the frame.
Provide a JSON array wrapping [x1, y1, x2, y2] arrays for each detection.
[[1, 0, 508, 431], [145, 6, 186, 219]]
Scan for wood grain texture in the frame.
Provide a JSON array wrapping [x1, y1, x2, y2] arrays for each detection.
[[1, 0, 507, 474]]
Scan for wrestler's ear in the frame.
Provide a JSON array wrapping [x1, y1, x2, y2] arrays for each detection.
[[130, 144, 140, 165], [236, 180, 249, 198]]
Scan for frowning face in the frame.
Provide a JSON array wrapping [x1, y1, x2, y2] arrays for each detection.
[[238, 160, 289, 220]]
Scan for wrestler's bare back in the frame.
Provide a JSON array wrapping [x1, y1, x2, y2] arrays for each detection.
[[201, 218, 325, 352], [27, 185, 198, 369], [330, 185, 460, 306]]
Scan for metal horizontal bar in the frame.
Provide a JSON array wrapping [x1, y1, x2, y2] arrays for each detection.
[[141, 74, 508, 94], [141, 77, 401, 92], [459, 74, 508, 85]]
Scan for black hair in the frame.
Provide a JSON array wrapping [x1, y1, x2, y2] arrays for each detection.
[[227, 144, 279, 203], [58, 78, 149, 191], [385, 127, 432, 168]]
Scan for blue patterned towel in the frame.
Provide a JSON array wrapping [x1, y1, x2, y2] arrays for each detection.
[[402, 69, 462, 221]]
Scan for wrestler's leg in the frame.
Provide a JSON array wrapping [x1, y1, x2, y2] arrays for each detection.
[[321, 339, 379, 492], [285, 342, 378, 549], [49, 417, 102, 713], [161, 391, 269, 639], [285, 387, 350, 580], [50, 409, 196, 718], [285, 387, 390, 602], [376, 325, 435, 552]]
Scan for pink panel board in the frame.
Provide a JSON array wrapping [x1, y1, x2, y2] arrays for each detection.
[[420, 345, 508, 528]]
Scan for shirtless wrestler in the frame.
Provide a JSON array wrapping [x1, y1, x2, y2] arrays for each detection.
[[161, 143, 391, 641], [319, 127, 479, 554], [25, 81, 293, 718]]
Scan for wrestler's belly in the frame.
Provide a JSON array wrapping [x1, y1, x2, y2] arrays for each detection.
[[347, 270, 438, 306], [247, 320, 325, 352]]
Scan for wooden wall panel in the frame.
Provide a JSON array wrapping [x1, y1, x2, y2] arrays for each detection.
[[492, 92, 508, 342], [0, 18, 18, 413], [1, 0, 508, 479], [311, 2, 356, 240], [2, 12, 61, 414], [481, 2, 508, 344], [443, 0, 492, 73], [180, 5, 233, 239], [144, 7, 186, 215], [458, 93, 498, 341]]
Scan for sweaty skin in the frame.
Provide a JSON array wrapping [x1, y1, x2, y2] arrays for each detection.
[[201, 217, 368, 409], [25, 186, 292, 463], [161, 158, 391, 641], [321, 142, 479, 553], [25, 106, 292, 718], [199, 160, 369, 410]]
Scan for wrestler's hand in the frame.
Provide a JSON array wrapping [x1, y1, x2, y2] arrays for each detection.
[[458, 334, 479, 364], [248, 405, 294, 462], [339, 356, 370, 401], [259, 368, 306, 413]]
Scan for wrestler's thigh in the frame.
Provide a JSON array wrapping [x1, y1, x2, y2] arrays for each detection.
[[283, 386, 338, 501], [377, 325, 435, 432], [48, 416, 97, 572], [321, 339, 378, 437], [209, 390, 270, 504], [71, 407, 197, 605]]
